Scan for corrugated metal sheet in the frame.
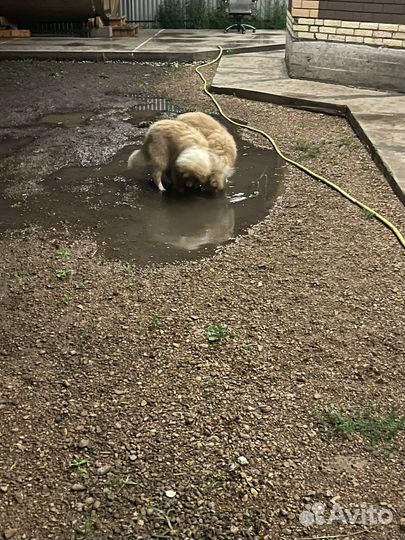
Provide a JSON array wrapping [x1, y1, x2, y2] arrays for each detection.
[[133, 96, 180, 112], [119, 0, 280, 27], [119, 0, 160, 26]]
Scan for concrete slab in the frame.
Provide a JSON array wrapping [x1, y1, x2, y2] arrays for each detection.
[[0, 29, 285, 62], [212, 50, 405, 202]]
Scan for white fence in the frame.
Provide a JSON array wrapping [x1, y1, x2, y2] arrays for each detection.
[[119, 0, 281, 27]]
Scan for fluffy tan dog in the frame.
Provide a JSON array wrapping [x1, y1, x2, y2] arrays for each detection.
[[177, 112, 237, 191], [128, 119, 217, 192]]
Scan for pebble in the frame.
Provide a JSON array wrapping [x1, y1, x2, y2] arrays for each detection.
[[77, 438, 89, 448], [97, 465, 111, 476], [3, 529, 17, 539], [71, 483, 86, 491], [165, 489, 176, 498], [237, 456, 249, 466], [13, 493, 23, 504], [93, 500, 101, 510]]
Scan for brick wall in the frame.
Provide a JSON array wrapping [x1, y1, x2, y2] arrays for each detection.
[[318, 0, 405, 25], [288, 0, 405, 48]]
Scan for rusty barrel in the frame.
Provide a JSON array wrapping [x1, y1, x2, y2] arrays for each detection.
[[0, 0, 120, 23]]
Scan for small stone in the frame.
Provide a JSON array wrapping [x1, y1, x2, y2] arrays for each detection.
[[77, 438, 89, 448], [230, 525, 239, 534], [96, 465, 111, 476], [13, 493, 23, 504], [93, 500, 101, 510], [0, 485, 8, 493], [129, 454, 137, 461], [165, 489, 176, 498], [250, 487, 259, 497], [71, 484, 86, 491], [84, 497, 94, 505], [313, 393, 322, 400], [140, 400, 147, 407], [4, 528, 17, 539], [237, 456, 249, 466]]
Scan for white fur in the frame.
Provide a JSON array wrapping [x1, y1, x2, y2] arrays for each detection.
[[176, 146, 211, 176], [128, 148, 149, 170]]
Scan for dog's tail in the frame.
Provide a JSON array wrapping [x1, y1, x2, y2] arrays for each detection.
[[128, 148, 149, 171]]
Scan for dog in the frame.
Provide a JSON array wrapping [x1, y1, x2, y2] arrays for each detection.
[[177, 112, 237, 191], [128, 119, 216, 192]]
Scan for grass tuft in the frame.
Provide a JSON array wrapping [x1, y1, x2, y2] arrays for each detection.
[[316, 404, 405, 450], [206, 324, 229, 343], [296, 139, 321, 158], [56, 269, 72, 280]]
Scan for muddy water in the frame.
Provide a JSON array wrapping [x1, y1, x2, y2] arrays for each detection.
[[39, 112, 93, 128], [0, 106, 284, 265], [0, 136, 35, 158]]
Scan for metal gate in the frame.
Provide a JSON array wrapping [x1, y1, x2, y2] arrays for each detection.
[[119, 0, 160, 26]]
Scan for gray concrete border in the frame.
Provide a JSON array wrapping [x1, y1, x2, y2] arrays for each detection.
[[285, 33, 405, 94], [0, 30, 285, 63], [211, 85, 405, 205], [0, 43, 285, 63], [212, 51, 405, 204]]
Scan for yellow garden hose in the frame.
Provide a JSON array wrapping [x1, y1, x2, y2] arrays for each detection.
[[195, 46, 405, 250]]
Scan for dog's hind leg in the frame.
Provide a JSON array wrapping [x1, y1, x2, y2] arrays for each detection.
[[151, 168, 166, 192]]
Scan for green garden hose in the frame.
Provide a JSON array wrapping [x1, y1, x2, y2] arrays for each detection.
[[195, 46, 405, 250]]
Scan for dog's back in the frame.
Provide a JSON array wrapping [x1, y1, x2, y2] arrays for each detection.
[[128, 119, 212, 191], [177, 112, 237, 168], [143, 119, 209, 167]]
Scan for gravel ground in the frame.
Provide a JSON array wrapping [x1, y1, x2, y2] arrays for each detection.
[[0, 59, 404, 540]]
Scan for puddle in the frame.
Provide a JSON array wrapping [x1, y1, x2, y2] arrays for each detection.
[[0, 136, 35, 158], [39, 112, 93, 128], [0, 106, 284, 265]]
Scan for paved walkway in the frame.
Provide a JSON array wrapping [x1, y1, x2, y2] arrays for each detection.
[[212, 50, 405, 201], [0, 29, 285, 62], [0, 29, 403, 199]]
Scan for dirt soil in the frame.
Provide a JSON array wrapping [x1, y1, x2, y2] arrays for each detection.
[[0, 59, 404, 540]]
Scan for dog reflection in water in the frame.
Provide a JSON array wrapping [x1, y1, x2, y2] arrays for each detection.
[[148, 192, 235, 251]]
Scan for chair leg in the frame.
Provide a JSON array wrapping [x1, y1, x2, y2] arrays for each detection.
[[242, 24, 256, 33], [225, 23, 244, 33], [225, 23, 237, 32], [226, 22, 256, 33]]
